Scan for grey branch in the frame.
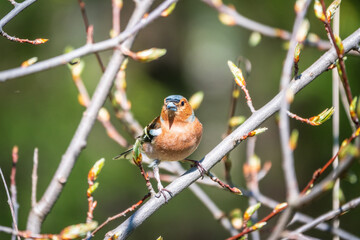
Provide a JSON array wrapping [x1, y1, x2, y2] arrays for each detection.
[[202, 0, 331, 50], [293, 197, 360, 236], [106, 27, 360, 240]]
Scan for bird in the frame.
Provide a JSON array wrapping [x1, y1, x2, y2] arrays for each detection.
[[115, 95, 203, 199]]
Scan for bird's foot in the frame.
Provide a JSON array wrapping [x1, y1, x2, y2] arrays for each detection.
[[155, 187, 172, 202], [185, 159, 207, 179]]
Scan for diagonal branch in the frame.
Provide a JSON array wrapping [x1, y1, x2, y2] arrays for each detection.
[[106, 27, 360, 240], [293, 197, 360, 235]]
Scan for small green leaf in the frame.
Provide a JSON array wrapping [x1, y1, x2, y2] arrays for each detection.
[[60, 221, 98, 239], [249, 32, 261, 47], [289, 129, 299, 150], [161, 2, 177, 17], [294, 43, 301, 63], [334, 34, 344, 55], [189, 91, 204, 110], [227, 60, 246, 87], [88, 158, 105, 182], [314, 0, 325, 22], [229, 116, 246, 127], [326, 0, 341, 22], [135, 48, 167, 62], [244, 203, 261, 222]]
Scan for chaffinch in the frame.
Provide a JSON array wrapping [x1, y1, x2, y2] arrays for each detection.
[[116, 95, 203, 198]]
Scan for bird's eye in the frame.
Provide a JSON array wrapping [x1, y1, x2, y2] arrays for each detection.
[[181, 101, 185, 106]]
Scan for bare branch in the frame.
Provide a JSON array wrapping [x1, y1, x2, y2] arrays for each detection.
[[293, 197, 360, 235], [202, 0, 331, 50]]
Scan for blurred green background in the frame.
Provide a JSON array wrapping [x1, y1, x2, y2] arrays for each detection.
[[0, 0, 360, 239]]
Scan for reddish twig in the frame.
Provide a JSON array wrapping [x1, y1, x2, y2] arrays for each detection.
[[319, 0, 359, 126], [226, 202, 288, 240], [77, 0, 106, 72], [89, 193, 151, 238], [206, 171, 242, 194], [301, 126, 360, 195], [222, 82, 240, 186], [137, 162, 156, 195], [0, 225, 57, 240], [0, 31, 48, 45]]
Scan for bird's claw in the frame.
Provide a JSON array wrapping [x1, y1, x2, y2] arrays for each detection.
[[155, 188, 172, 202], [191, 161, 207, 179]]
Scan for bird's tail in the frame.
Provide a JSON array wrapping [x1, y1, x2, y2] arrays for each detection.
[[113, 148, 133, 160]]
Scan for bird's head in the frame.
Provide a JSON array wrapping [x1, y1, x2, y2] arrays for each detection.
[[161, 95, 195, 126]]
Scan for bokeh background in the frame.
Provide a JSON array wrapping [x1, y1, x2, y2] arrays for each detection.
[[0, 0, 360, 239]]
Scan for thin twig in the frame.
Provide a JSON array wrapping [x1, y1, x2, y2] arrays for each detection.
[[89, 193, 151, 239], [189, 183, 239, 236], [319, 0, 359, 126], [10, 146, 19, 240], [293, 197, 360, 235], [32, 148, 38, 207], [77, 0, 106, 72], [294, 143, 359, 208], [8, 0, 19, 7], [222, 82, 240, 186], [251, 191, 359, 240], [0, 168, 21, 240], [0, 0, 48, 45], [202, 0, 331, 50]]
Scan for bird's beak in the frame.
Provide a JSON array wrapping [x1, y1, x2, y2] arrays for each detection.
[[166, 102, 177, 112]]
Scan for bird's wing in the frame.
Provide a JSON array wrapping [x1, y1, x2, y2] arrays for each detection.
[[113, 148, 133, 160], [143, 116, 162, 142]]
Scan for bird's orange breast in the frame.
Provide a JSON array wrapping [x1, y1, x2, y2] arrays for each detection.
[[143, 118, 202, 161]]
